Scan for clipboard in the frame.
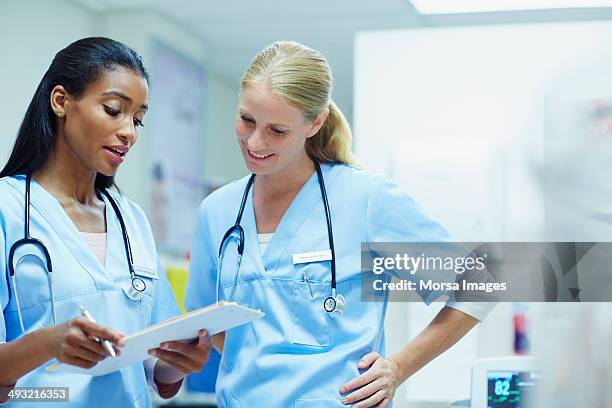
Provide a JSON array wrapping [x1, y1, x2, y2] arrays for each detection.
[[45, 301, 264, 376]]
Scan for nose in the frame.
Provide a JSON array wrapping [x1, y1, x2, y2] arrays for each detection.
[[246, 127, 267, 151], [116, 118, 137, 146]]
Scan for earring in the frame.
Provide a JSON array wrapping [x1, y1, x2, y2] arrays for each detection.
[[57, 111, 64, 117]]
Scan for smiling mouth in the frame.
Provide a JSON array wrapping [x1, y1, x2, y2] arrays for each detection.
[[248, 149, 274, 159], [104, 147, 126, 157]]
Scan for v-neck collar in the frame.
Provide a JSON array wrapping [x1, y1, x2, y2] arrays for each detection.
[[7, 175, 117, 289], [242, 164, 339, 275]]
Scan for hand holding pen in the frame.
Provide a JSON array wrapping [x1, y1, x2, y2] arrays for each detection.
[[43, 307, 124, 369], [79, 306, 119, 357]]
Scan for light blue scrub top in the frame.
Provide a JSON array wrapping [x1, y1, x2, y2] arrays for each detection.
[[0, 175, 181, 407], [185, 163, 493, 407]]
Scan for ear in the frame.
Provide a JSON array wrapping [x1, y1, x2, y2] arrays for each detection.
[[306, 108, 329, 139], [49, 85, 69, 118]]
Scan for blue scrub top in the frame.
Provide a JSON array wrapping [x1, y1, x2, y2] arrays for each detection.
[[0, 175, 181, 407], [185, 163, 494, 407]]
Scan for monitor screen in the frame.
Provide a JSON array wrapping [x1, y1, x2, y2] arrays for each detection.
[[487, 370, 539, 408]]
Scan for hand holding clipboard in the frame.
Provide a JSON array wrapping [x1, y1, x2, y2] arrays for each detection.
[[46, 301, 264, 376]]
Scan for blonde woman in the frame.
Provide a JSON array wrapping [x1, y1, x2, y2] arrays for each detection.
[[185, 41, 493, 407]]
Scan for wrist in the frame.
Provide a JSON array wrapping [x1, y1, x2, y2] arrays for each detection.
[[388, 354, 408, 384], [154, 360, 184, 399], [154, 359, 185, 385], [0, 327, 56, 387], [37, 326, 60, 361]]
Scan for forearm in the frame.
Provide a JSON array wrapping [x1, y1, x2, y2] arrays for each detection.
[[0, 327, 55, 386], [152, 330, 213, 399], [389, 306, 479, 383], [0, 328, 56, 402]]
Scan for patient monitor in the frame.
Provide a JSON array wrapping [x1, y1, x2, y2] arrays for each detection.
[[470, 356, 540, 408]]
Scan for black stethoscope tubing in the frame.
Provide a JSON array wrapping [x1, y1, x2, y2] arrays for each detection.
[[8, 175, 53, 278], [314, 162, 337, 292], [218, 162, 343, 314], [7, 175, 144, 333]]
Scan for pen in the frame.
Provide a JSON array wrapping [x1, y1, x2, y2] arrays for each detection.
[[79, 305, 117, 357]]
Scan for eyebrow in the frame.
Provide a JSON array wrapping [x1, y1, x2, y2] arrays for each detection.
[[103, 91, 148, 110]]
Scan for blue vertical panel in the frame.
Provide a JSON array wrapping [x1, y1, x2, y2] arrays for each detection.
[[186, 348, 221, 393]]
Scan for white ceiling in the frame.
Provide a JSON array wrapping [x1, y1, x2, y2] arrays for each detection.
[[72, 0, 612, 123]]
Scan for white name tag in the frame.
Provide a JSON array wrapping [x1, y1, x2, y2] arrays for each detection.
[[134, 265, 159, 280], [292, 250, 333, 265]]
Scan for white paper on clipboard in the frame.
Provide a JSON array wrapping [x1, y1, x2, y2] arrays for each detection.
[[46, 301, 264, 376]]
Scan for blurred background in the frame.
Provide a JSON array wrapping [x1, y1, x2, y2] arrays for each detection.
[[2, 1, 612, 407]]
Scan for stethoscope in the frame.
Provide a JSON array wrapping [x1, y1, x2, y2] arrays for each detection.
[[8, 175, 146, 334], [217, 162, 345, 316]]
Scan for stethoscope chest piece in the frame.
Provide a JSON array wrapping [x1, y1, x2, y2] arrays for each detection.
[[123, 277, 146, 301], [324, 293, 345, 316]]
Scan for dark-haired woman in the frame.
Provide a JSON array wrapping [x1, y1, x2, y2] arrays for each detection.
[[0, 37, 211, 406]]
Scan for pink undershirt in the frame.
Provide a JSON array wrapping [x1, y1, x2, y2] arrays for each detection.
[[80, 232, 107, 267]]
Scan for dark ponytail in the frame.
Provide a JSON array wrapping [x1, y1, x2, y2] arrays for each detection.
[[0, 37, 149, 190]]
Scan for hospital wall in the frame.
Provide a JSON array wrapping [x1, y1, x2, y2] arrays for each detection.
[[0, 0, 245, 216], [354, 22, 612, 405]]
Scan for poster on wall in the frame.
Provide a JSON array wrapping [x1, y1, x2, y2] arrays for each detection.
[[148, 40, 207, 255]]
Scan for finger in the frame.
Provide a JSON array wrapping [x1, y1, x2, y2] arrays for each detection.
[[158, 341, 191, 355], [61, 355, 98, 369], [149, 348, 200, 372], [158, 340, 207, 357], [159, 331, 211, 358], [339, 367, 378, 394], [74, 318, 124, 346], [65, 331, 108, 360], [159, 329, 210, 349], [341, 378, 383, 405], [75, 317, 125, 345], [375, 398, 392, 408], [351, 389, 386, 408], [358, 351, 381, 369], [198, 329, 211, 347], [64, 344, 105, 364], [80, 336, 112, 357], [90, 336, 122, 356]]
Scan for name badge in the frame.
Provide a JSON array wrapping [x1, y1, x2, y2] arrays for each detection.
[[134, 265, 159, 280], [292, 250, 333, 265]]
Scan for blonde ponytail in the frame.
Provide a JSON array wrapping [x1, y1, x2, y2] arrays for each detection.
[[241, 41, 357, 165], [305, 100, 356, 164]]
